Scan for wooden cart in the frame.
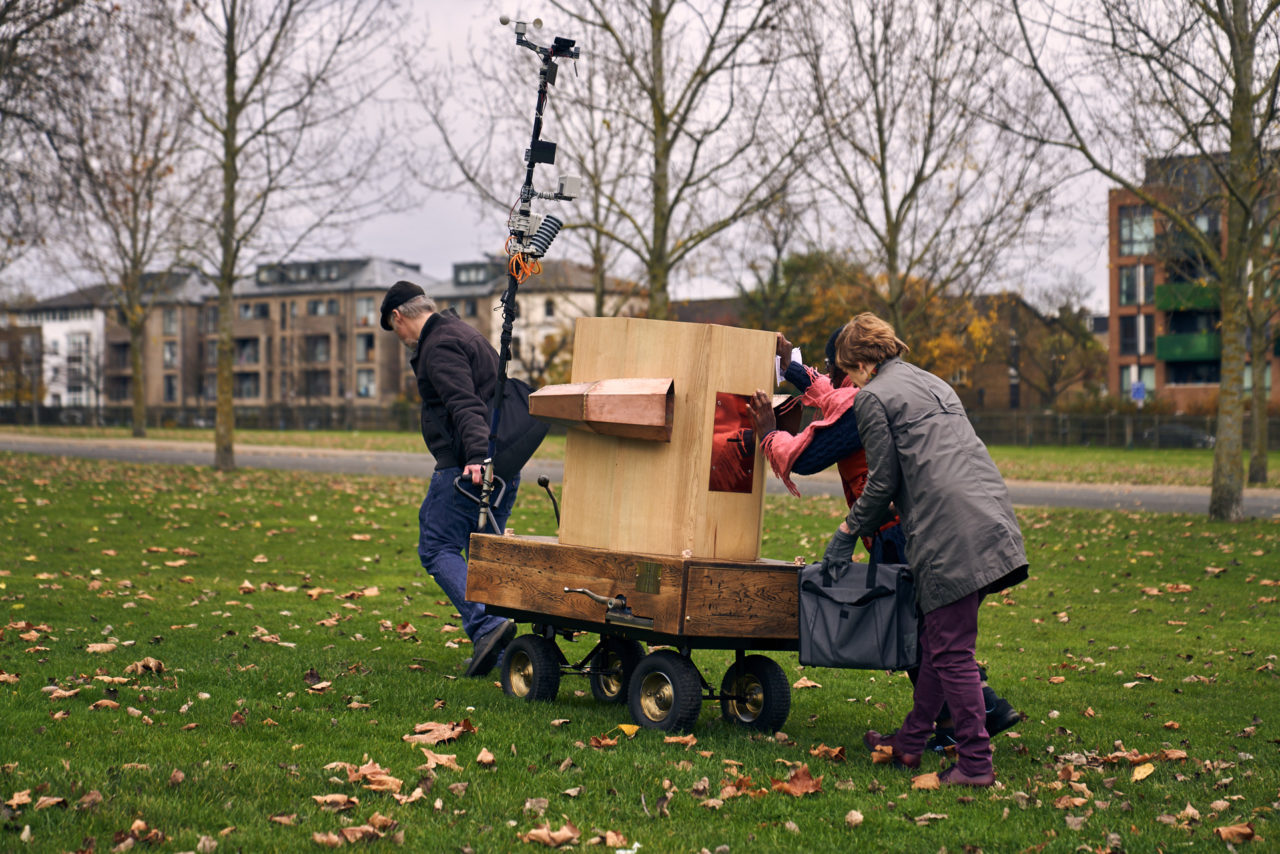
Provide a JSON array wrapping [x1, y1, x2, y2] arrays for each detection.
[[467, 533, 801, 733]]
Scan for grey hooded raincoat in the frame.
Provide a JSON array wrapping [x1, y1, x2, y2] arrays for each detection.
[[845, 357, 1028, 614]]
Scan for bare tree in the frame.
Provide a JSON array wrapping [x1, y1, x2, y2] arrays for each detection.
[[414, 2, 804, 320], [1005, 0, 1280, 519], [795, 0, 1062, 360], [0, 1, 98, 274], [172, 0, 402, 471], [49, 3, 201, 438]]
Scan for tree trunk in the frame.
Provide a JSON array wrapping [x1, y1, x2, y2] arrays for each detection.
[[1248, 327, 1268, 484], [646, 0, 670, 321], [129, 314, 146, 438], [213, 0, 239, 473]]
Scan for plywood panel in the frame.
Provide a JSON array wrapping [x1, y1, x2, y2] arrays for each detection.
[[681, 564, 799, 639], [466, 535, 799, 640], [558, 317, 776, 560], [467, 535, 686, 634]]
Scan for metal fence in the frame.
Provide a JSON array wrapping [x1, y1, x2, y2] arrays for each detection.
[[1, 404, 1276, 450]]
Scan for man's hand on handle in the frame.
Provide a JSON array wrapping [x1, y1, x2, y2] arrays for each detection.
[[463, 463, 484, 484]]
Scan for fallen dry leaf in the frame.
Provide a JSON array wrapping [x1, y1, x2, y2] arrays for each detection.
[[664, 734, 697, 749], [86, 643, 116, 654], [1132, 763, 1155, 782], [911, 772, 941, 790], [123, 657, 164, 675], [846, 808, 864, 827], [311, 793, 358, 812], [589, 735, 618, 749], [33, 795, 65, 810], [770, 763, 823, 797], [1214, 822, 1255, 843], [418, 749, 461, 772], [519, 821, 580, 848], [311, 831, 343, 847], [793, 676, 822, 689], [403, 719, 476, 746], [476, 748, 496, 767], [269, 813, 296, 825], [809, 743, 846, 763]]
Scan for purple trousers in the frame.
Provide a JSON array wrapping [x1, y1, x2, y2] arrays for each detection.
[[895, 591, 991, 775]]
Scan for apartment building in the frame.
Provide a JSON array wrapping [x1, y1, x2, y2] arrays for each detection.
[[16, 254, 643, 418], [1108, 156, 1277, 413]]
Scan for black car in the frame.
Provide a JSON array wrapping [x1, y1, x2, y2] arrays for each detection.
[[1141, 423, 1216, 449]]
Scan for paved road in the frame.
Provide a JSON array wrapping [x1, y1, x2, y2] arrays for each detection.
[[4, 432, 1280, 517]]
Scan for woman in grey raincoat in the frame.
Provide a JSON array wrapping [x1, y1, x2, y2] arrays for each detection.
[[822, 313, 1028, 787]]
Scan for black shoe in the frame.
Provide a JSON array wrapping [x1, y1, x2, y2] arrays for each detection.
[[464, 620, 515, 678], [985, 696, 1022, 736], [927, 698, 1022, 753]]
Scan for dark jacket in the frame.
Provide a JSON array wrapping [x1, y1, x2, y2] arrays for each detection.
[[409, 311, 499, 470], [845, 357, 1028, 613]]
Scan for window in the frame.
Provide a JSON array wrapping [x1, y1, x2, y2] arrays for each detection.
[[234, 338, 259, 365], [199, 375, 216, 400], [1142, 314, 1155, 355], [1142, 265, 1155, 304], [233, 372, 260, 399], [1119, 316, 1138, 355], [163, 341, 178, 368], [164, 375, 177, 403], [304, 335, 329, 362], [202, 306, 219, 333], [356, 297, 376, 326], [239, 302, 254, 320], [204, 341, 218, 367], [163, 307, 177, 335], [356, 368, 375, 398], [544, 298, 555, 318], [356, 333, 374, 362], [47, 339, 59, 356], [303, 370, 330, 397], [68, 332, 89, 357], [464, 299, 477, 317], [307, 299, 324, 316], [1118, 266, 1146, 306], [1008, 367, 1021, 410], [327, 298, 339, 316], [0, 341, 7, 359], [1119, 204, 1155, 256], [109, 342, 130, 370]]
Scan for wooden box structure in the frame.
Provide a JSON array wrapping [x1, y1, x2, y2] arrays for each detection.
[[547, 317, 777, 561], [469, 535, 799, 647]]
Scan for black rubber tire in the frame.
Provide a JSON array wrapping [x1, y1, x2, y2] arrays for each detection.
[[500, 634, 561, 702], [719, 654, 791, 732], [589, 637, 645, 704], [627, 650, 703, 732]]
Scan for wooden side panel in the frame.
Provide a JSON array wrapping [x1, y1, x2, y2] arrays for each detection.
[[681, 563, 799, 639], [466, 535, 687, 634], [558, 317, 776, 560]]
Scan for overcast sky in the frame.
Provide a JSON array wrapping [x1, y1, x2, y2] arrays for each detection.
[[355, 4, 1112, 310]]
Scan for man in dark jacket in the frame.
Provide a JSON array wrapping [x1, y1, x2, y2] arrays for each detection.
[[823, 313, 1028, 787], [380, 281, 517, 677]]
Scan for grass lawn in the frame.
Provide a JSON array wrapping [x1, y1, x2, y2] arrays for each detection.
[[6, 424, 1280, 487], [0, 452, 1277, 852]]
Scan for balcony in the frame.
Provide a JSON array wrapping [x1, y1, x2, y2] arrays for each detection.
[[1156, 332, 1221, 362], [1155, 281, 1219, 311]]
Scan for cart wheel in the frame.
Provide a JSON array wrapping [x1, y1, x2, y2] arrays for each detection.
[[628, 650, 702, 732], [719, 655, 791, 732], [500, 634, 561, 702], [590, 638, 644, 704]]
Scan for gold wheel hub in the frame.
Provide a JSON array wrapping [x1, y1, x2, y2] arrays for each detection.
[[728, 676, 764, 722], [638, 671, 675, 722], [599, 653, 624, 698], [508, 650, 534, 697]]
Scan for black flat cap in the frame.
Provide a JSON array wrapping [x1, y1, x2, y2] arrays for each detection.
[[380, 280, 425, 330]]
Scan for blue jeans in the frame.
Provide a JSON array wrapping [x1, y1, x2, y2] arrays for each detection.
[[417, 467, 520, 641]]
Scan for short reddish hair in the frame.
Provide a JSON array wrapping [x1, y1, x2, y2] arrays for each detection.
[[834, 313, 909, 371]]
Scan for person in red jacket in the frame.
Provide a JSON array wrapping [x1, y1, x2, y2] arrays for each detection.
[[750, 328, 1020, 756]]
